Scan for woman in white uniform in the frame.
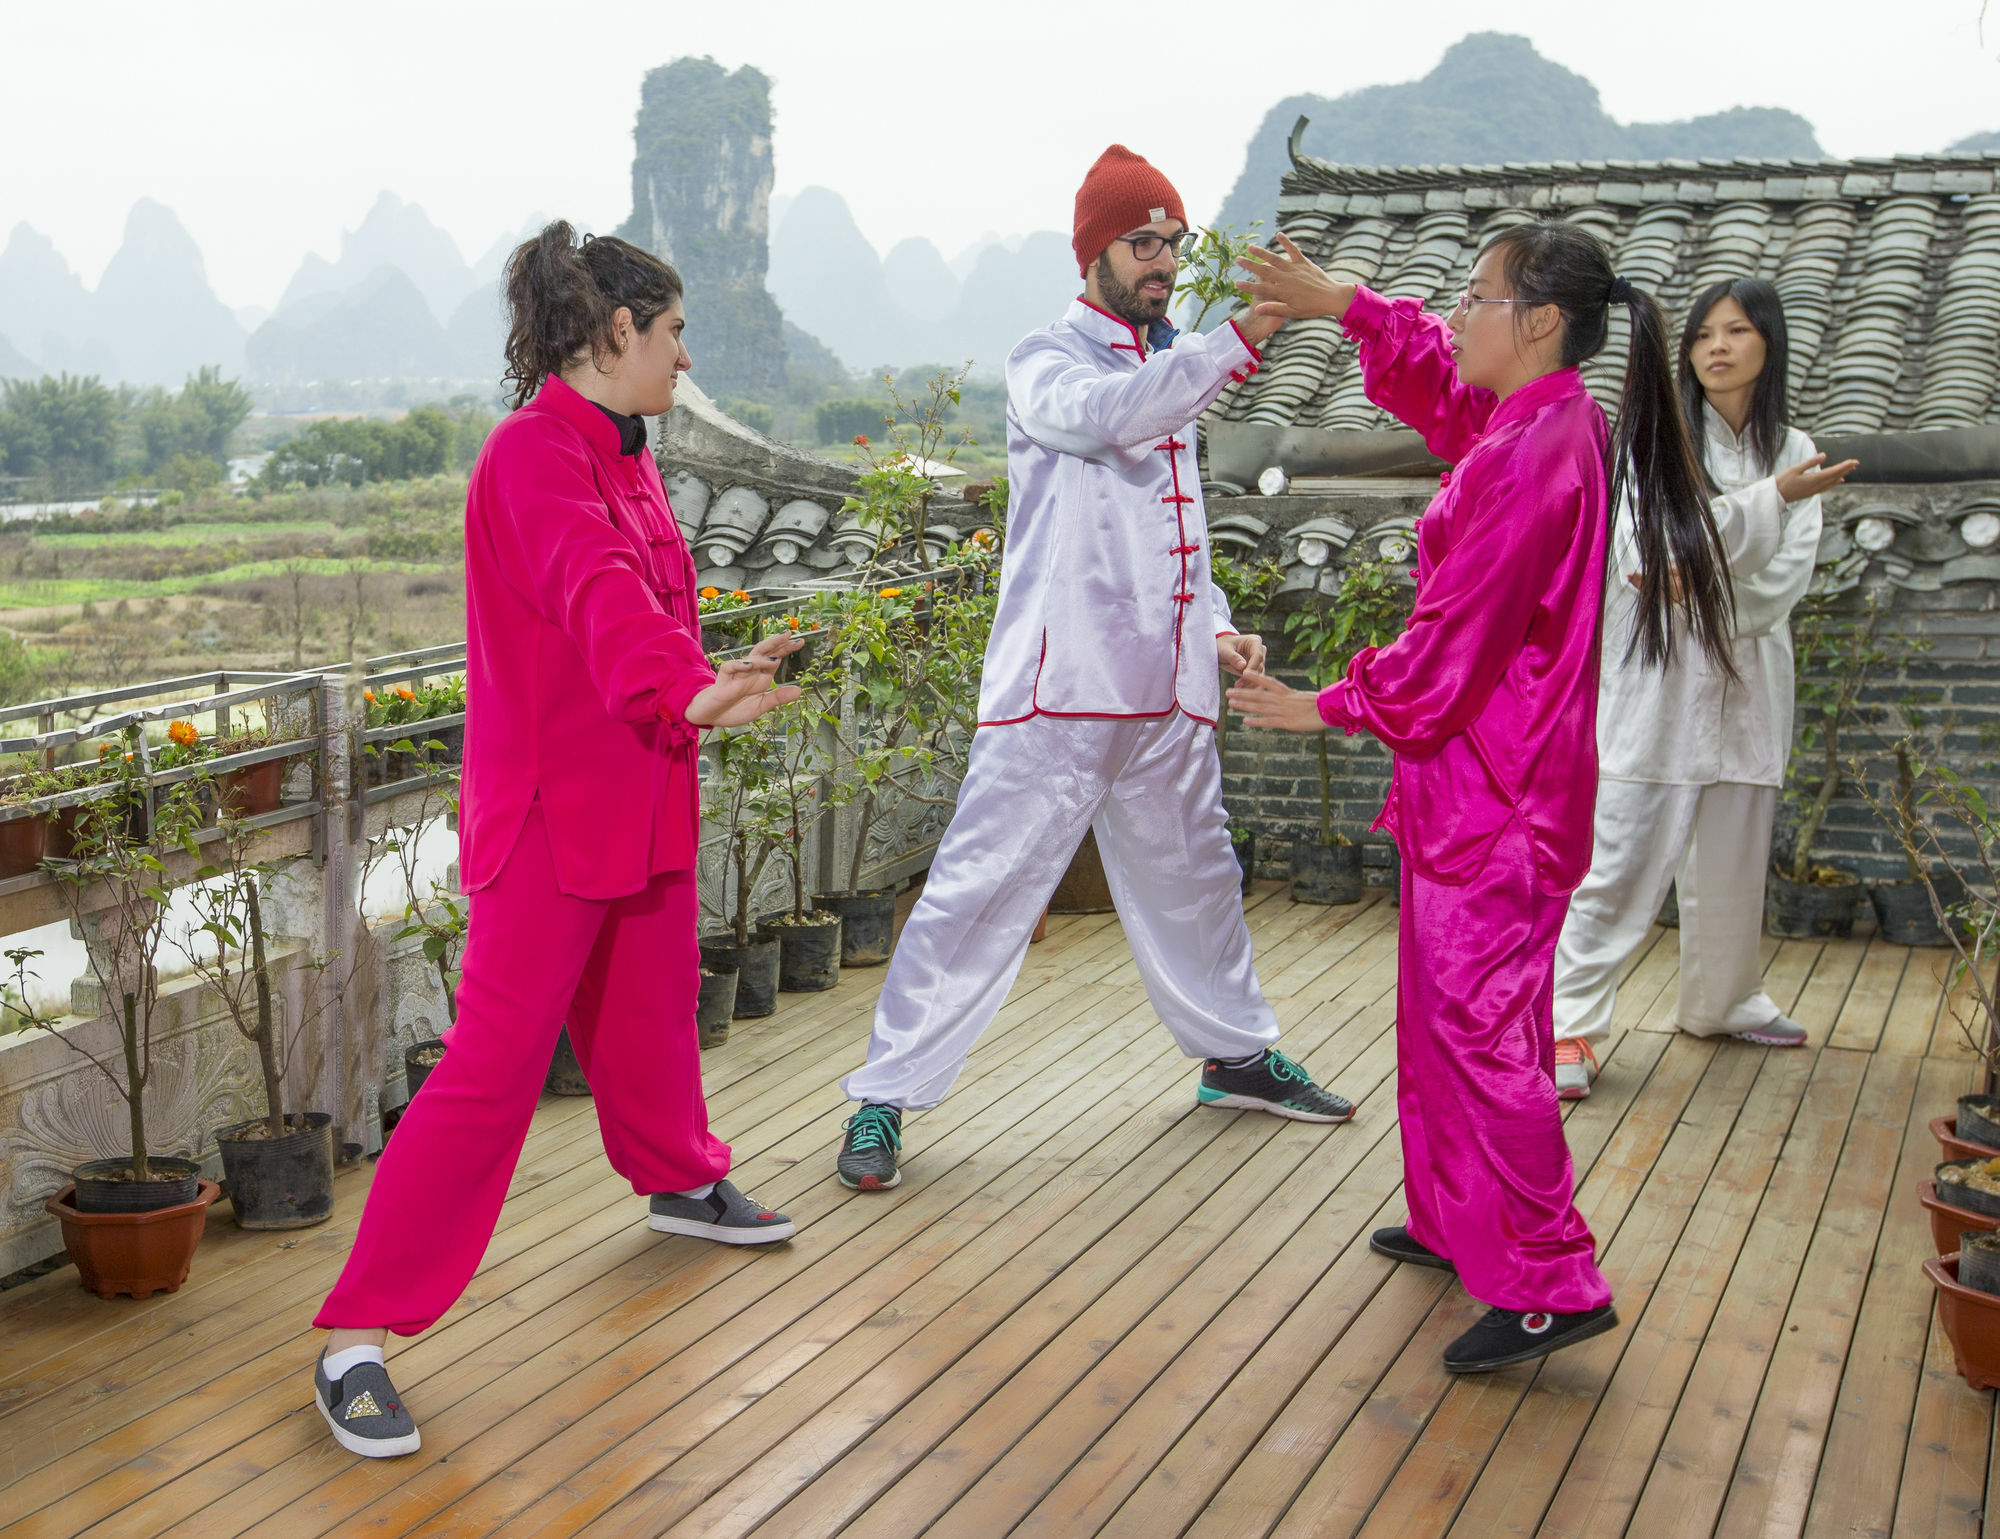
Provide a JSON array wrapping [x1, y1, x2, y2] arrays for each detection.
[[1550, 277, 1859, 1098]]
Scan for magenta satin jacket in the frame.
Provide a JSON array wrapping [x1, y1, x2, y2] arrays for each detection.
[[1317, 286, 1610, 893], [458, 374, 715, 899]]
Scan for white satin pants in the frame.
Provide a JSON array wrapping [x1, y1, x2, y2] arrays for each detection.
[[842, 711, 1279, 1111], [1553, 777, 1781, 1042]]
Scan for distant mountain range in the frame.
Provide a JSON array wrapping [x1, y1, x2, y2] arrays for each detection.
[[1216, 32, 1824, 233]]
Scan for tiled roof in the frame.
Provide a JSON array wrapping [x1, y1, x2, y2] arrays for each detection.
[[1218, 150, 2000, 438]]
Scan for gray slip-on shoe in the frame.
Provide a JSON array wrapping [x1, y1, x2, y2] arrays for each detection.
[[313, 1352, 421, 1458], [648, 1179, 796, 1244]]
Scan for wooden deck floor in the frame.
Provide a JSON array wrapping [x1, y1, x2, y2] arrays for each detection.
[[2, 885, 1994, 1538]]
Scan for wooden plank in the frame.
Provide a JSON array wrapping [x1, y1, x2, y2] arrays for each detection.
[[1623, 1047, 1872, 1536], [1828, 940, 1910, 1053], [1711, 1050, 1921, 1538], [1791, 937, 1869, 1048], [1803, 1054, 1985, 1538], [1876, 948, 1952, 1060], [1888, 1301, 1990, 1536]]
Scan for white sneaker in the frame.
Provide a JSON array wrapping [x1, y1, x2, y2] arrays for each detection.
[[1737, 1014, 1807, 1047], [1553, 1039, 1597, 1100]]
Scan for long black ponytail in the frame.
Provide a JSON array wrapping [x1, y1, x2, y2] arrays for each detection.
[[1483, 220, 1736, 676], [501, 221, 683, 409]]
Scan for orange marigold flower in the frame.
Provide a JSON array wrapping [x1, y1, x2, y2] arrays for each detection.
[[731, 589, 750, 600], [364, 689, 377, 703], [880, 587, 903, 597], [785, 616, 801, 630], [700, 586, 721, 599], [167, 720, 200, 747], [395, 686, 417, 702]]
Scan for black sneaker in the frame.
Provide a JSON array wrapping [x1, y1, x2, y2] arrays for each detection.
[[837, 1102, 903, 1191], [1197, 1049, 1353, 1123], [1443, 1304, 1619, 1373], [647, 1180, 795, 1244], [313, 1352, 421, 1458], [1369, 1226, 1455, 1272]]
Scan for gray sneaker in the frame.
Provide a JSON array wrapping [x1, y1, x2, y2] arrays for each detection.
[[647, 1179, 795, 1244], [313, 1352, 421, 1458], [1736, 1014, 1808, 1047]]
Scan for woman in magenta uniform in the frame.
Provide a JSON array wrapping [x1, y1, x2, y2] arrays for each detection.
[[308, 223, 804, 1458], [1231, 222, 1736, 1372]]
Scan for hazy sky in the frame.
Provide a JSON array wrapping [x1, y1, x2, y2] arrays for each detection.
[[6, 0, 1996, 311]]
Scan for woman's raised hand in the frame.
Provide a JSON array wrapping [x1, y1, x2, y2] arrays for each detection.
[[1226, 670, 1332, 734], [1234, 232, 1357, 327], [683, 631, 805, 728], [1775, 453, 1860, 503]]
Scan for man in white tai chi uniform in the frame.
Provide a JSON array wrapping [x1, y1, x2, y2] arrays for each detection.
[[836, 144, 1353, 1192]]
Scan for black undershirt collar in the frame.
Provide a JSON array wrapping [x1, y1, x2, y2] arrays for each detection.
[[593, 403, 648, 456]]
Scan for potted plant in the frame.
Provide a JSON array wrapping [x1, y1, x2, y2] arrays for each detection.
[[1213, 553, 1288, 888], [1853, 687, 1963, 947], [756, 647, 846, 993], [698, 715, 788, 1018], [2, 776, 220, 1296], [0, 758, 48, 879], [1926, 1251, 2000, 1388], [1769, 592, 1888, 937], [362, 757, 463, 1101], [1279, 555, 1410, 905], [696, 961, 739, 1048], [174, 798, 342, 1229], [839, 364, 975, 576]]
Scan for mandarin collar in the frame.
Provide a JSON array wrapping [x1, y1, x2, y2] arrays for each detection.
[[1486, 366, 1586, 433], [1065, 297, 1152, 358], [1702, 399, 1749, 454], [531, 373, 627, 458]]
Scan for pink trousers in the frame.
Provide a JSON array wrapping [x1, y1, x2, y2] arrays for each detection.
[[1397, 821, 1612, 1313], [316, 806, 729, 1335]]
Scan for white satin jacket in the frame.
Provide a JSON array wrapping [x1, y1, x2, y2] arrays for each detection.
[[1597, 405, 1824, 787], [979, 300, 1262, 727]]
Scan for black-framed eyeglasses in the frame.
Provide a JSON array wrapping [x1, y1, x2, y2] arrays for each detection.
[[1113, 230, 1191, 262]]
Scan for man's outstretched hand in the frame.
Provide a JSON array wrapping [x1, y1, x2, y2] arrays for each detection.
[[1217, 632, 1268, 677], [1227, 670, 1330, 734], [684, 631, 806, 727]]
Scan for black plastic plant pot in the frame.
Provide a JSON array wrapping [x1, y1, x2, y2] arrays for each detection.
[[1871, 873, 1967, 948], [1289, 839, 1364, 906], [70, 1156, 203, 1215], [1764, 867, 1863, 939], [1959, 1095, 2000, 1152], [1658, 881, 1681, 929], [404, 1036, 447, 1099], [697, 964, 739, 1048], [545, 1025, 592, 1096], [700, 935, 781, 1018], [1938, 1159, 2000, 1220], [1964, 1233, 2000, 1296], [212, 1112, 335, 1230], [812, 891, 896, 967], [1230, 829, 1256, 895], [761, 911, 843, 992]]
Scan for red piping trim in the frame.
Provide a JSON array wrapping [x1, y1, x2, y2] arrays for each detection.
[[1227, 318, 1264, 364], [1076, 296, 1147, 358], [979, 705, 1218, 728]]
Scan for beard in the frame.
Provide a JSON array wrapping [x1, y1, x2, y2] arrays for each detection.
[[1094, 254, 1175, 328]]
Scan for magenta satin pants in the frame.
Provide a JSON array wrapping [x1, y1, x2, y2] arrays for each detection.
[[316, 805, 729, 1336], [1397, 821, 1612, 1314]]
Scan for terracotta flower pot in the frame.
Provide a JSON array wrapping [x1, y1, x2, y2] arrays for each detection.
[[217, 759, 285, 817], [1920, 1177, 2000, 1256], [45, 1180, 220, 1299], [1932, 1116, 1997, 1164], [1925, 1253, 2000, 1389], [0, 812, 47, 878]]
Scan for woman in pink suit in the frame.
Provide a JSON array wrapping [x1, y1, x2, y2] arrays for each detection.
[[1231, 221, 1735, 1373], [308, 224, 804, 1459]]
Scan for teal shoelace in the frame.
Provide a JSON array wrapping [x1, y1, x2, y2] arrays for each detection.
[[843, 1104, 902, 1153], [1265, 1050, 1312, 1086]]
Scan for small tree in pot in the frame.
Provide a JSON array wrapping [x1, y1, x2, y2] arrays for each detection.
[[1279, 556, 1411, 905], [699, 710, 790, 1018], [757, 639, 849, 993], [1770, 590, 1889, 937], [1213, 554, 1287, 884]]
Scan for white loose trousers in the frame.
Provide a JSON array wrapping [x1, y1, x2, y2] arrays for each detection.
[[1552, 778, 1781, 1042], [841, 711, 1279, 1111]]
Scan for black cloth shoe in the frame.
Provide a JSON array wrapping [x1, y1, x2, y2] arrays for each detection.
[[1369, 1226, 1455, 1271], [1197, 1049, 1354, 1123], [313, 1352, 421, 1458], [647, 1180, 795, 1244], [1443, 1303, 1618, 1373], [837, 1102, 903, 1191]]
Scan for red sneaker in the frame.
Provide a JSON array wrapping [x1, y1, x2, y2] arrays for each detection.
[[1554, 1038, 1597, 1101]]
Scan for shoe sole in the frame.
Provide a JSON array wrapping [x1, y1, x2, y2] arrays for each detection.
[[1444, 1308, 1620, 1374], [1738, 1031, 1807, 1047], [315, 1392, 422, 1458], [1197, 1090, 1353, 1124], [1367, 1237, 1456, 1272], [1556, 1082, 1591, 1101], [647, 1216, 797, 1244], [838, 1170, 902, 1191]]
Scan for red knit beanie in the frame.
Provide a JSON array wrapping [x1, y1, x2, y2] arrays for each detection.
[[1072, 145, 1187, 277]]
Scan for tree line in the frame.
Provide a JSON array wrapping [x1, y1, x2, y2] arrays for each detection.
[[0, 368, 254, 501], [257, 404, 492, 491]]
